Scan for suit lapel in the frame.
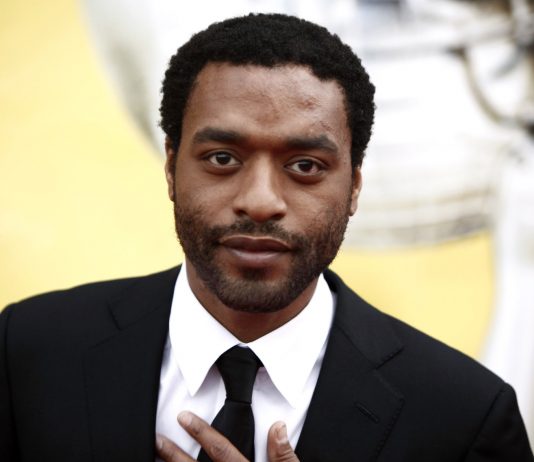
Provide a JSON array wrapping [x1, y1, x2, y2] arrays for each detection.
[[296, 270, 405, 462], [83, 267, 179, 462]]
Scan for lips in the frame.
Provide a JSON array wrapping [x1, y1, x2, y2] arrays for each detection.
[[219, 235, 291, 252], [218, 235, 291, 268]]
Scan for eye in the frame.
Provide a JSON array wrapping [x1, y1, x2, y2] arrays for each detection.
[[286, 159, 325, 175], [205, 151, 240, 167]]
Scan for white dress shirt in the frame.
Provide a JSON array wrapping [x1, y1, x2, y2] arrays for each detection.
[[155, 262, 335, 462]]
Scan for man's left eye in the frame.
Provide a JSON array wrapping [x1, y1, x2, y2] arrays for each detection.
[[206, 152, 240, 166], [286, 159, 323, 175]]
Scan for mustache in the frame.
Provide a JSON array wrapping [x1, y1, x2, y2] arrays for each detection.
[[206, 219, 306, 250]]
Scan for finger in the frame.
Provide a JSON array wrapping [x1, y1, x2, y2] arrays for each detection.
[[267, 422, 300, 462], [155, 433, 195, 462], [178, 411, 248, 462]]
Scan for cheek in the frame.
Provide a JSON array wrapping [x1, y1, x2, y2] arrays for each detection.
[[174, 176, 238, 225], [288, 185, 350, 225]]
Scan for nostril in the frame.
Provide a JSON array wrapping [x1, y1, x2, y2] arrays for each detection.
[[232, 193, 287, 222], [233, 207, 286, 224], [270, 212, 285, 221]]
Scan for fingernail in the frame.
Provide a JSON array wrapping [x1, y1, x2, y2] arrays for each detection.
[[178, 410, 193, 427], [276, 423, 288, 444], [155, 434, 164, 450]]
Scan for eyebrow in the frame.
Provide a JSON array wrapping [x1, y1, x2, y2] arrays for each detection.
[[285, 135, 339, 154], [192, 127, 339, 154], [193, 127, 245, 145]]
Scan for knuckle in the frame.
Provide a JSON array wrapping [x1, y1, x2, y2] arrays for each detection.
[[158, 442, 178, 462], [278, 454, 298, 462], [209, 440, 233, 461], [188, 420, 203, 438], [156, 436, 190, 462], [275, 445, 299, 462]]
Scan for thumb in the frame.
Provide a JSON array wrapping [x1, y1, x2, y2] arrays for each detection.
[[267, 422, 300, 462]]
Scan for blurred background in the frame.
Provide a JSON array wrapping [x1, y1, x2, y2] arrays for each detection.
[[1, 0, 533, 440]]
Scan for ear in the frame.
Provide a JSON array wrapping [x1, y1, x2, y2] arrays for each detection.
[[164, 137, 176, 202], [349, 166, 362, 216]]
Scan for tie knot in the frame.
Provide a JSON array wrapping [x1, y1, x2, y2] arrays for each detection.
[[216, 346, 262, 404]]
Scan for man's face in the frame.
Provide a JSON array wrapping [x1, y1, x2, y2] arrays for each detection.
[[165, 63, 361, 313]]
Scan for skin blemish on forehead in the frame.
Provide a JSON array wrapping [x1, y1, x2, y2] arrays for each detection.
[[296, 95, 321, 110], [261, 84, 323, 123]]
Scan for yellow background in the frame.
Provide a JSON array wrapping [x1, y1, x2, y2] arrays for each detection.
[[0, 0, 493, 358]]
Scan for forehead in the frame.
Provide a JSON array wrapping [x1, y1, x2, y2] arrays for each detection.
[[182, 63, 349, 145]]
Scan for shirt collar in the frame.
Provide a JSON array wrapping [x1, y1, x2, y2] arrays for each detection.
[[168, 262, 334, 408]]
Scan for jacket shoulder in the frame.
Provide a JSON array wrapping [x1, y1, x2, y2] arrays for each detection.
[[5, 266, 179, 312], [383, 311, 505, 402], [1, 267, 179, 346], [325, 268, 501, 387]]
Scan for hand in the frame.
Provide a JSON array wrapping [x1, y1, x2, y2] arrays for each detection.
[[156, 411, 300, 462]]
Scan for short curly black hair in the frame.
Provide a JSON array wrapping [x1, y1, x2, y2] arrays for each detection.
[[160, 13, 375, 168]]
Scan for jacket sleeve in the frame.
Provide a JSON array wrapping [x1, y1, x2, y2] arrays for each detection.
[[0, 305, 20, 461], [465, 382, 533, 461]]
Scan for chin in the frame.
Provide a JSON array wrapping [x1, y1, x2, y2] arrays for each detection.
[[208, 273, 302, 314]]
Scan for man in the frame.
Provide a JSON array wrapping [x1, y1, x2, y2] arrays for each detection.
[[0, 13, 532, 462]]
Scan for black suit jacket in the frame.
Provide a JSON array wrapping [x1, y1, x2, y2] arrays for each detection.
[[1, 266, 532, 461]]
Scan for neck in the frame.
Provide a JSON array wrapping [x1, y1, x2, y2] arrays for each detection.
[[184, 262, 318, 343]]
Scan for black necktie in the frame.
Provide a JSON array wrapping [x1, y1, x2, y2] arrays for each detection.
[[197, 346, 263, 462]]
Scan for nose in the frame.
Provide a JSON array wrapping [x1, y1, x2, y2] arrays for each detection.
[[232, 158, 287, 223]]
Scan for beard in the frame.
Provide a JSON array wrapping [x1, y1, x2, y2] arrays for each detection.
[[173, 198, 351, 313]]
